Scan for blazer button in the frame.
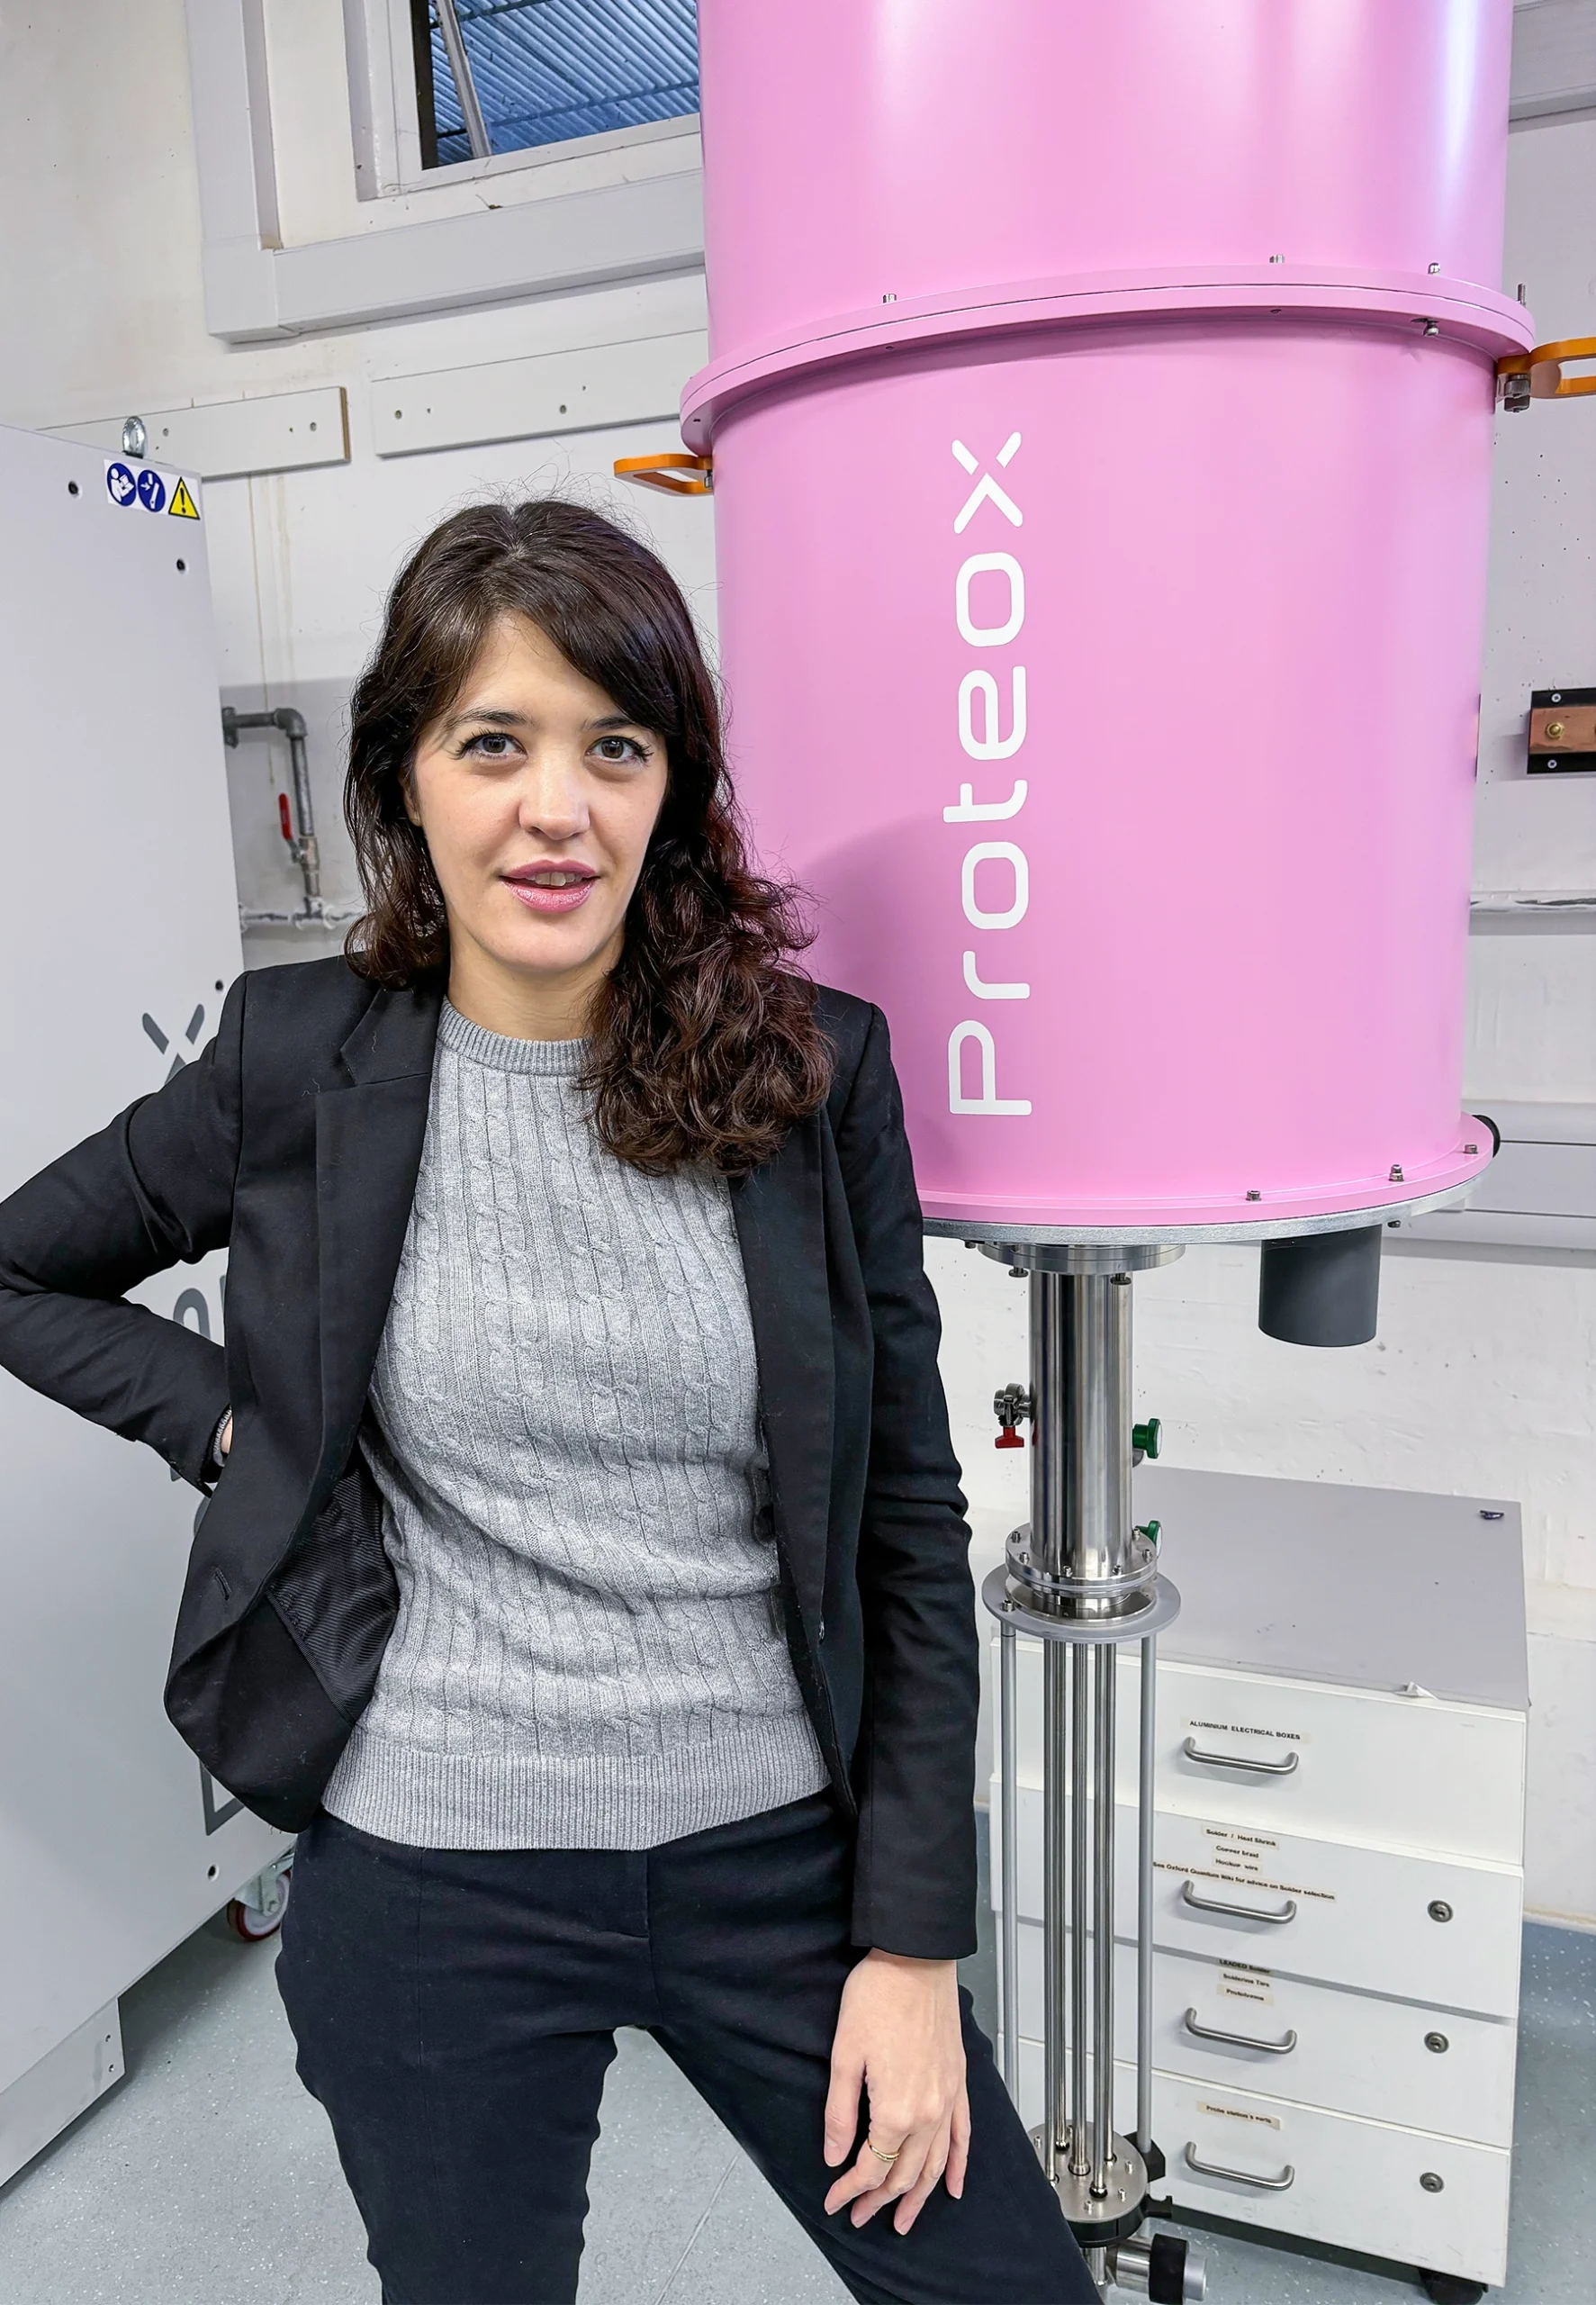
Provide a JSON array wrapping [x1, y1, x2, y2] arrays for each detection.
[[817, 1616, 826, 1642]]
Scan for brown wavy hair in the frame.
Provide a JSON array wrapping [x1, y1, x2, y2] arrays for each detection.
[[344, 499, 832, 1174]]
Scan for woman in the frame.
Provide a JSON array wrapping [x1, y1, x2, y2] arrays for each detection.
[[0, 502, 1092, 2304]]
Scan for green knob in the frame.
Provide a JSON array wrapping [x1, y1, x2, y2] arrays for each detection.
[[1135, 1520, 1162, 1550], [1132, 1417, 1162, 1460]]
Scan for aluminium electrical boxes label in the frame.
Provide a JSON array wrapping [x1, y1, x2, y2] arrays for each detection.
[[104, 459, 201, 520]]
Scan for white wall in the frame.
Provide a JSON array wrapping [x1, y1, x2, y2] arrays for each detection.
[[0, 3, 1591, 1923]]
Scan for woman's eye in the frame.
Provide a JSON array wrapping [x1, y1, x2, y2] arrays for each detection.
[[594, 734, 645, 764], [463, 730, 516, 759]]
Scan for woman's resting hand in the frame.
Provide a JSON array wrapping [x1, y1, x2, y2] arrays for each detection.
[[823, 1949, 970, 2235]]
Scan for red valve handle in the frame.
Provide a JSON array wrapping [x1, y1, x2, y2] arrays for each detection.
[[995, 1424, 1024, 1450], [278, 792, 293, 843]]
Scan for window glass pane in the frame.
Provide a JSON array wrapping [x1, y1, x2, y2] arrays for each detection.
[[418, 0, 699, 167]]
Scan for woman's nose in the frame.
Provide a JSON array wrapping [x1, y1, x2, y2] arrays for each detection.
[[517, 763, 589, 843]]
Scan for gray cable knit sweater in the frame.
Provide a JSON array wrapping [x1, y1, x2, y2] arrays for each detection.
[[321, 1001, 827, 1850]]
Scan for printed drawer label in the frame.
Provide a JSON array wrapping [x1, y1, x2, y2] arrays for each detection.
[[1196, 2100, 1281, 2129], [1186, 1713, 1305, 1748], [1217, 1964, 1275, 2006]]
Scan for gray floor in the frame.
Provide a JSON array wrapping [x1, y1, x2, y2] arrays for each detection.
[[0, 1830, 1588, 2305]]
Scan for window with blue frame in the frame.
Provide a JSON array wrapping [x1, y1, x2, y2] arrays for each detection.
[[411, 0, 699, 168]]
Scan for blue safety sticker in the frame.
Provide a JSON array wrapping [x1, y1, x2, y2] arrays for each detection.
[[105, 460, 138, 507], [136, 467, 167, 512]]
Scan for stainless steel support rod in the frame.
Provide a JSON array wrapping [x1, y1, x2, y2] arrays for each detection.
[[1043, 1641, 1069, 2179], [1092, 1641, 1116, 2194], [1031, 1273, 1067, 1577], [1137, 1632, 1158, 2156], [999, 1616, 1019, 2102], [1069, 1641, 1091, 2179]]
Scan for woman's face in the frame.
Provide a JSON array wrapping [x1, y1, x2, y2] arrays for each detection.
[[408, 613, 668, 1011]]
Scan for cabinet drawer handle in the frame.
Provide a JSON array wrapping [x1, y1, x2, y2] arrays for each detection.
[[1182, 1736, 1299, 1776], [1183, 2008, 1298, 2055], [1181, 1880, 1298, 1925], [1184, 2142, 1295, 2191]]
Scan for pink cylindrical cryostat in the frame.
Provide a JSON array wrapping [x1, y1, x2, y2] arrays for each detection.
[[684, 0, 1530, 1238]]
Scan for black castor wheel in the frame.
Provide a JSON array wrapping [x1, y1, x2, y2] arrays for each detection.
[[1419, 2273, 1484, 2304]]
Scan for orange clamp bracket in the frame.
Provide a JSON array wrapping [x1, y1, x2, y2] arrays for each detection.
[[613, 452, 713, 496], [1498, 337, 1596, 403]]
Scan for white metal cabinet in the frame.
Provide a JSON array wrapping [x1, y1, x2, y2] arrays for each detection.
[[0, 423, 291, 2186], [991, 1467, 1527, 2289]]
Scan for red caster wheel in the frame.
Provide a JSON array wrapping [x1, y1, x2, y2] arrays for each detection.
[[225, 1865, 292, 1939]]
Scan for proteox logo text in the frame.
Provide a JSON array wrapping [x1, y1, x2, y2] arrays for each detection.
[[945, 433, 1031, 1116]]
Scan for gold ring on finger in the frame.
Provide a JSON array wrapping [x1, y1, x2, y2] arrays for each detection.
[[867, 2138, 901, 2165]]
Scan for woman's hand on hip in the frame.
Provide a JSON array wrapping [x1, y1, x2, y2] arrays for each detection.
[[823, 1950, 969, 2235]]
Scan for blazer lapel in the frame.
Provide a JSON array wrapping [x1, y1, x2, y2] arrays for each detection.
[[732, 1115, 834, 1632], [313, 980, 443, 1483]]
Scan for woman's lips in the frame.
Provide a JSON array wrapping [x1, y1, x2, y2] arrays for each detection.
[[503, 871, 597, 915]]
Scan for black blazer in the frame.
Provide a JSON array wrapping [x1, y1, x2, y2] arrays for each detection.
[[0, 959, 978, 1958]]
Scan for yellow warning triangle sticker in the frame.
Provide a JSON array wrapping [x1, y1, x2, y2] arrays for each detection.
[[168, 477, 200, 520]]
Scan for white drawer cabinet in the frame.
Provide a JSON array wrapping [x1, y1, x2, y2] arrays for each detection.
[[1008, 1928, 1518, 2145], [989, 1467, 1528, 2291], [1009, 2050, 1512, 2288]]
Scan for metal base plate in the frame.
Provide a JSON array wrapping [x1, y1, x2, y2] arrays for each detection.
[[926, 1164, 1486, 1247], [984, 1562, 1184, 1643], [1029, 2128, 1150, 2243], [975, 1241, 1186, 1274]]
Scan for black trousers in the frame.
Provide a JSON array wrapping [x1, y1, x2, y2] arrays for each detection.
[[275, 1792, 1095, 2305]]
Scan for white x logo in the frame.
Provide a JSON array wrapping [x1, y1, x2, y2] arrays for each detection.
[[951, 433, 1023, 532]]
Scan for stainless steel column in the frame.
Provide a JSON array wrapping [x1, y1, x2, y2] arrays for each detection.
[[1064, 1276, 1135, 1590], [1031, 1272, 1068, 1579], [979, 1241, 1199, 2299]]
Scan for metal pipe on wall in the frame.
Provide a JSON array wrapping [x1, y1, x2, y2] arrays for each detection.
[[221, 705, 322, 920]]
